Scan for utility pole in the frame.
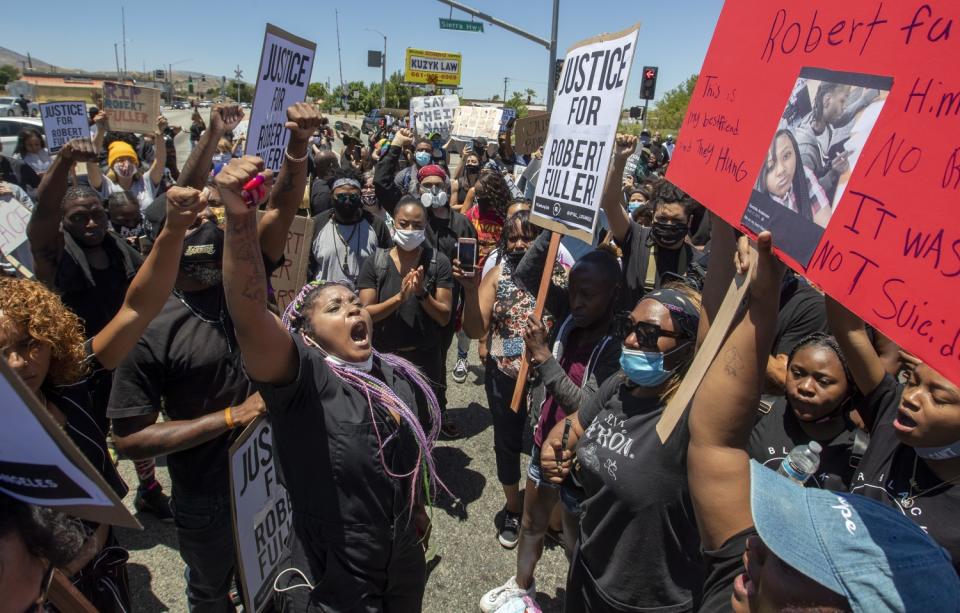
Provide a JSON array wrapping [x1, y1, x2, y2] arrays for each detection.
[[335, 9, 345, 106], [436, 0, 559, 110], [121, 7, 128, 76], [115, 44, 121, 79], [234, 66, 244, 103], [503, 77, 508, 102]]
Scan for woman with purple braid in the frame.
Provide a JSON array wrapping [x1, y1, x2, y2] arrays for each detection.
[[219, 156, 447, 611]]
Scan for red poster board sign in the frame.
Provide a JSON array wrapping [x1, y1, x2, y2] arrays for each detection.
[[669, 1, 960, 385]]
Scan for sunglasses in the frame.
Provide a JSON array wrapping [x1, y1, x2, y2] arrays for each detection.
[[333, 193, 362, 206], [613, 315, 684, 349]]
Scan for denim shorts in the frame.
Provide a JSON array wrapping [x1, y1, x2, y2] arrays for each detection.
[[527, 444, 560, 490]]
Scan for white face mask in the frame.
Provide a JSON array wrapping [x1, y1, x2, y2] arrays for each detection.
[[420, 186, 449, 209], [324, 353, 373, 372], [393, 228, 425, 251], [113, 162, 136, 178]]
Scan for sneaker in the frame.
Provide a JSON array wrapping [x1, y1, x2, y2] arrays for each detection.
[[440, 419, 462, 440], [498, 510, 521, 549], [452, 357, 469, 383], [479, 576, 536, 613], [134, 483, 174, 523]]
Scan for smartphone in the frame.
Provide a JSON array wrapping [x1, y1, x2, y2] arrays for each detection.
[[457, 238, 478, 277]]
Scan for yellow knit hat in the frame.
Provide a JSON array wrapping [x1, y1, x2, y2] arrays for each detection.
[[108, 141, 139, 168]]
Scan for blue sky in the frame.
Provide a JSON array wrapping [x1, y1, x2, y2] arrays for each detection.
[[4, 0, 723, 106]]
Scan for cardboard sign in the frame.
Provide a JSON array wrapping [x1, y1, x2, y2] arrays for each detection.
[[667, 0, 960, 385], [229, 417, 292, 613], [246, 24, 317, 172], [513, 111, 550, 155], [531, 25, 640, 243], [101, 82, 161, 134], [0, 195, 31, 254], [404, 48, 462, 87], [451, 106, 504, 141], [410, 95, 460, 140], [258, 212, 314, 313], [499, 108, 517, 134], [39, 101, 90, 153], [0, 360, 139, 528]]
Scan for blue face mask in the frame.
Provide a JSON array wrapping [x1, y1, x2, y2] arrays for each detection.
[[628, 201, 643, 213], [620, 347, 673, 387], [414, 151, 431, 167]]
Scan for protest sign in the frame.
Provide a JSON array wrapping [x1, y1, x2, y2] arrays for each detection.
[[0, 360, 139, 529], [499, 107, 517, 134], [258, 211, 314, 312], [513, 111, 550, 155], [0, 195, 31, 254], [530, 25, 640, 243], [404, 48, 462, 87], [230, 417, 292, 613], [245, 24, 316, 172], [451, 106, 504, 141], [410, 95, 460, 140], [101, 82, 161, 134], [39, 101, 90, 153], [667, 0, 960, 385]]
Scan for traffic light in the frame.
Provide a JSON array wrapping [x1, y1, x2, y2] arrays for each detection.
[[640, 66, 658, 100], [554, 59, 564, 90], [155, 69, 165, 80]]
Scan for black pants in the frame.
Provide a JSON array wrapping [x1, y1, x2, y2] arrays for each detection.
[[484, 358, 529, 485], [437, 325, 456, 413], [395, 345, 444, 429], [565, 544, 629, 613]]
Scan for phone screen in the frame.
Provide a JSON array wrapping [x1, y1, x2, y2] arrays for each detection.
[[458, 241, 477, 271]]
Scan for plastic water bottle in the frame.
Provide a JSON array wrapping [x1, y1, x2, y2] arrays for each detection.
[[777, 441, 823, 484]]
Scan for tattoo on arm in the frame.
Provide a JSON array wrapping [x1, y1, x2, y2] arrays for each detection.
[[723, 347, 744, 378], [228, 213, 267, 304]]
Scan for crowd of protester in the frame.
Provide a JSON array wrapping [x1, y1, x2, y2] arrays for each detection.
[[0, 97, 958, 613]]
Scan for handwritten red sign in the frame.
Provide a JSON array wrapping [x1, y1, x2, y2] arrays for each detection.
[[669, 0, 960, 385]]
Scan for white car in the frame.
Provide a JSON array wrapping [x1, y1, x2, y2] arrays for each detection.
[[0, 117, 44, 153], [0, 97, 26, 117]]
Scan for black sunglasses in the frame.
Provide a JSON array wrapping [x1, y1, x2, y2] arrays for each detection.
[[333, 193, 361, 205], [613, 314, 684, 348]]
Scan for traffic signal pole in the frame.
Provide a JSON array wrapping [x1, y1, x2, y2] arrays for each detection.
[[436, 0, 560, 111]]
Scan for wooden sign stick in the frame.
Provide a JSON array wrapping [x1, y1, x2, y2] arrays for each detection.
[[47, 569, 97, 613], [510, 231, 561, 412]]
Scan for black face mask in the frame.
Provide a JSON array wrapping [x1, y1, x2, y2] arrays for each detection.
[[333, 193, 362, 220], [651, 220, 688, 247], [503, 249, 525, 269], [465, 164, 480, 175]]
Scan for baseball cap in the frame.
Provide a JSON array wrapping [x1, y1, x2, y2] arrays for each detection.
[[750, 460, 959, 612]]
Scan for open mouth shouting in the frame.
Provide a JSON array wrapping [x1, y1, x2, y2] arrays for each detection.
[[350, 319, 370, 348]]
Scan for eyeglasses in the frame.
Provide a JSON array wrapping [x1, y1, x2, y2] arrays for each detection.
[[1, 337, 45, 361], [613, 316, 684, 349], [23, 563, 54, 613]]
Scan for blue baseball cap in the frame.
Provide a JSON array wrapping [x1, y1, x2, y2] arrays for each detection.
[[750, 460, 959, 612]]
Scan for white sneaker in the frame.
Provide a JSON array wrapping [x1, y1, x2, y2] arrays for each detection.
[[479, 576, 535, 613]]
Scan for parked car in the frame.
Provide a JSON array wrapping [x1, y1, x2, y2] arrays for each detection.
[[0, 97, 25, 117], [0, 117, 44, 152], [361, 109, 384, 134]]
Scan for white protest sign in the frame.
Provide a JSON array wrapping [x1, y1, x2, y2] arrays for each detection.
[[39, 101, 90, 153], [245, 24, 316, 172], [230, 417, 292, 613], [0, 196, 31, 254], [410, 95, 460, 140], [451, 106, 504, 140], [531, 25, 639, 243], [0, 360, 139, 528]]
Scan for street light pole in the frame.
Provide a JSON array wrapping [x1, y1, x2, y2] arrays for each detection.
[[435, 0, 559, 110]]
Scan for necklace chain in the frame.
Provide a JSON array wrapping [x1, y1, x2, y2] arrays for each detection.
[[901, 454, 960, 508]]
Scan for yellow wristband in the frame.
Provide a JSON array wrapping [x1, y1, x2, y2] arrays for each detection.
[[224, 407, 235, 429]]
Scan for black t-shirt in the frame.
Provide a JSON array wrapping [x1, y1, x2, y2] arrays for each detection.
[[851, 374, 960, 574], [310, 178, 332, 217], [0, 154, 40, 191], [357, 248, 453, 353], [748, 396, 861, 491], [254, 335, 420, 531], [426, 210, 476, 327], [574, 375, 703, 611], [58, 237, 142, 338], [107, 287, 248, 495], [773, 275, 828, 356], [698, 528, 754, 613]]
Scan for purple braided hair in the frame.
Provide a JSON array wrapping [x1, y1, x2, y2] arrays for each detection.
[[281, 280, 453, 511]]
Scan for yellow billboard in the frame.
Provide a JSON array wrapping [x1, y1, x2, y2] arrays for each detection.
[[404, 48, 462, 87]]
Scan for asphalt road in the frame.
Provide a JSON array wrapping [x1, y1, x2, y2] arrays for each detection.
[[114, 314, 570, 612]]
